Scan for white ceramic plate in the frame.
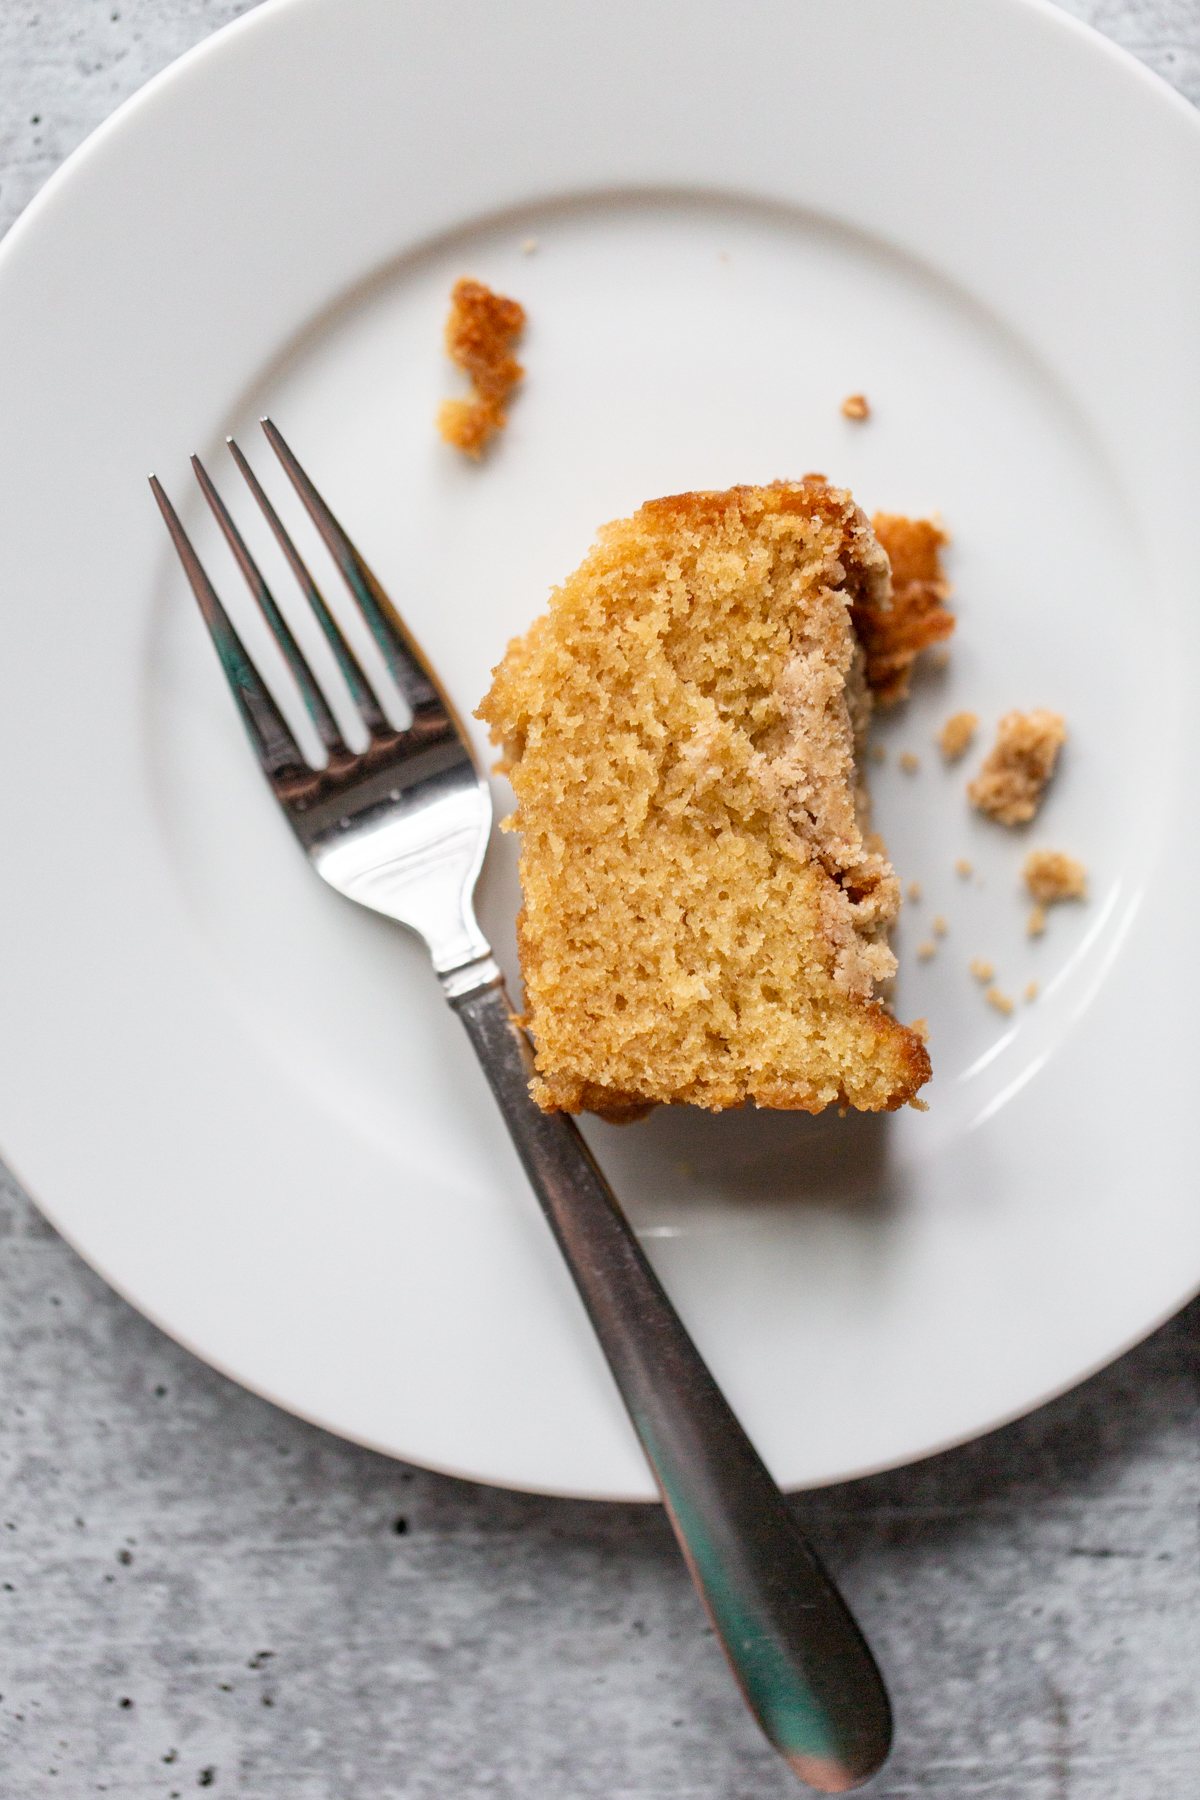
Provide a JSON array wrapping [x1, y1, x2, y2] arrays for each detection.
[[0, 0, 1198, 1501]]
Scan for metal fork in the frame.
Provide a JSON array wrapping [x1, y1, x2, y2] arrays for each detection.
[[149, 420, 892, 1795]]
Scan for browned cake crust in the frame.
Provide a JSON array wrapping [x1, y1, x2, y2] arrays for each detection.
[[437, 278, 525, 457], [855, 514, 954, 703], [478, 481, 932, 1118]]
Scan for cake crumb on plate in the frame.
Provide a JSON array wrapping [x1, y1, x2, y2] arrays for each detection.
[[907, 880, 922, 901], [917, 941, 936, 961], [437, 278, 525, 458], [985, 986, 1014, 1015], [969, 957, 994, 983], [899, 751, 920, 774], [938, 710, 978, 760], [968, 710, 1066, 825], [955, 858, 972, 877], [521, 237, 538, 254], [1023, 848, 1086, 937], [1024, 981, 1039, 1002], [909, 1017, 929, 1043], [1023, 848, 1086, 904], [932, 914, 947, 936], [841, 393, 870, 420]]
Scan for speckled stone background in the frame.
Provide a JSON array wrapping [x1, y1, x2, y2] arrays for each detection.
[[1, 3, 1198, 1795]]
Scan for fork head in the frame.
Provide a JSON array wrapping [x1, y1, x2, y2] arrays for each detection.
[[151, 420, 495, 987]]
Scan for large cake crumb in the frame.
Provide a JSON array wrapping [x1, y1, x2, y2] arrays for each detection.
[[854, 515, 954, 704], [968, 710, 1066, 825], [478, 481, 931, 1118], [938, 710, 978, 760], [437, 278, 525, 458]]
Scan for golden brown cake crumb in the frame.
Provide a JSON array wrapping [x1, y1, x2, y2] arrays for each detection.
[[909, 1017, 929, 1043], [478, 480, 931, 1117], [1023, 848, 1086, 905], [985, 986, 1014, 1016], [955, 858, 973, 877], [841, 393, 870, 421], [932, 914, 947, 936], [437, 278, 526, 458], [907, 881, 922, 902], [1024, 981, 1039, 1002], [899, 751, 920, 774], [969, 957, 995, 983], [938, 710, 978, 760], [1024, 848, 1086, 937], [854, 515, 954, 704], [917, 941, 936, 961], [968, 710, 1066, 825]]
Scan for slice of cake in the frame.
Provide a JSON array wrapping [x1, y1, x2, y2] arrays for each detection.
[[477, 480, 931, 1118]]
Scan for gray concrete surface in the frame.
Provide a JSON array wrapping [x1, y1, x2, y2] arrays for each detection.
[[1, 2, 1198, 1794]]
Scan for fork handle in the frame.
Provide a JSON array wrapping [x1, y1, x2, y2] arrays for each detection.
[[448, 976, 891, 1794]]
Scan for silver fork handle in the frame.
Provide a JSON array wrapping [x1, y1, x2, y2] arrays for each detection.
[[447, 975, 891, 1795]]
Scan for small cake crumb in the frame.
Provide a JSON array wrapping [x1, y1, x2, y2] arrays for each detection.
[[869, 744, 886, 765], [985, 986, 1014, 1016], [938, 710, 978, 761], [969, 958, 995, 983], [1023, 849, 1087, 905], [437, 278, 526, 458], [855, 515, 955, 704], [907, 881, 922, 902], [841, 393, 870, 421], [930, 648, 951, 672], [968, 710, 1067, 825], [917, 941, 936, 961], [955, 858, 973, 878], [932, 915, 947, 936], [899, 751, 920, 774], [1024, 981, 1039, 1002], [521, 237, 539, 255], [1028, 905, 1047, 938], [908, 1017, 929, 1044]]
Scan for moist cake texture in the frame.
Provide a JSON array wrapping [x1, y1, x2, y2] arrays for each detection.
[[969, 709, 1066, 825], [478, 480, 932, 1118], [437, 278, 525, 457]]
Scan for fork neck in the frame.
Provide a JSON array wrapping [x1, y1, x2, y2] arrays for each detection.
[[439, 954, 505, 1004]]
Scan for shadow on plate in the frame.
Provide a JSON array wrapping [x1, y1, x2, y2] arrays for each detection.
[[583, 1101, 901, 1219]]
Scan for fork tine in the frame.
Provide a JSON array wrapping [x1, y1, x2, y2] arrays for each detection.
[[191, 453, 347, 757], [259, 418, 448, 727], [149, 476, 310, 784], [225, 437, 390, 738]]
